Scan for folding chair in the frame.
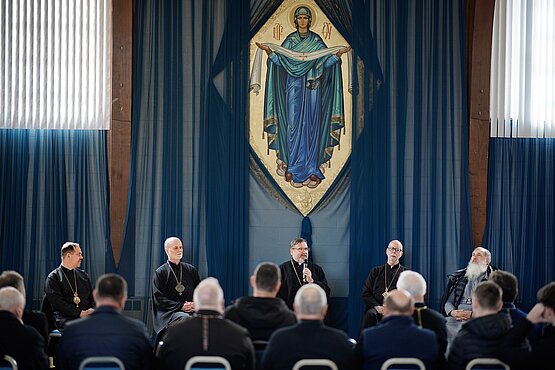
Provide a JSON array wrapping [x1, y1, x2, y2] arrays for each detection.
[[292, 359, 338, 370], [78, 356, 125, 370], [252, 340, 268, 370], [465, 358, 510, 370], [184, 356, 231, 370], [0, 355, 17, 370], [380, 357, 425, 370]]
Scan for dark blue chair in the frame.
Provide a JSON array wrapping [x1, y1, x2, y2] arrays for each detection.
[[78, 356, 125, 370], [184, 356, 231, 370], [0, 355, 17, 370], [380, 357, 425, 370], [465, 358, 510, 370]]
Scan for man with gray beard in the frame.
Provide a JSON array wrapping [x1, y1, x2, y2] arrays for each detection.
[[440, 247, 497, 343]]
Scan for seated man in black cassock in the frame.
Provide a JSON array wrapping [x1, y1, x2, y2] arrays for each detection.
[[277, 237, 330, 309], [361, 239, 407, 330], [44, 242, 95, 329], [152, 236, 201, 337]]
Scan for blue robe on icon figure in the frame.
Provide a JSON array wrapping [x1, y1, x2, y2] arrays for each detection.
[[261, 7, 347, 187]]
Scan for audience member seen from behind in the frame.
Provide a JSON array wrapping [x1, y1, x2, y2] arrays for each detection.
[[224, 262, 295, 341], [356, 289, 437, 370], [489, 270, 528, 326], [440, 246, 496, 342], [156, 277, 255, 370], [56, 273, 155, 370], [499, 281, 555, 370], [447, 281, 511, 370], [44, 242, 95, 329], [0, 270, 49, 345], [0, 286, 48, 370], [396, 270, 447, 368], [262, 284, 354, 370]]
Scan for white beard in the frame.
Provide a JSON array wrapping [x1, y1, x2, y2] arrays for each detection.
[[465, 261, 488, 280]]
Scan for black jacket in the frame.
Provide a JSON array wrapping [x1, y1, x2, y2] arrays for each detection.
[[447, 312, 511, 370], [224, 296, 296, 341], [0, 311, 48, 370], [439, 265, 496, 316], [499, 318, 555, 370]]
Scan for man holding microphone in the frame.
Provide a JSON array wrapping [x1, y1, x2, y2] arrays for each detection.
[[277, 237, 330, 309]]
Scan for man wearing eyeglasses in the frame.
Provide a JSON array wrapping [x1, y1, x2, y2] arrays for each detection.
[[277, 237, 330, 309], [360, 239, 407, 330]]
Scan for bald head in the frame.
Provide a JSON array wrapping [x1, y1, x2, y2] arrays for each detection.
[[0, 286, 25, 320], [293, 284, 328, 320], [193, 277, 224, 313], [383, 289, 414, 317]]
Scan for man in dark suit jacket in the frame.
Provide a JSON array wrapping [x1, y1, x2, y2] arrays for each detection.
[[0, 270, 49, 345], [57, 274, 155, 370], [0, 286, 48, 370], [356, 289, 438, 370], [224, 262, 295, 341], [397, 270, 448, 369], [262, 284, 354, 370], [157, 277, 255, 370]]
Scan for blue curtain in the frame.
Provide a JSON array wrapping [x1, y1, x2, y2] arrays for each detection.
[[348, 0, 471, 336], [0, 129, 113, 307], [483, 138, 555, 310], [118, 0, 277, 328]]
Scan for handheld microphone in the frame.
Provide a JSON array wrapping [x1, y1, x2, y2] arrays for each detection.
[[303, 261, 308, 284]]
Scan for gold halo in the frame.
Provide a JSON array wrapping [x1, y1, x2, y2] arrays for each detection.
[[287, 3, 318, 31]]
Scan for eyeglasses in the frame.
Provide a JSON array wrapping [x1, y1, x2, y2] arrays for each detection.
[[387, 247, 403, 253], [292, 247, 310, 252]]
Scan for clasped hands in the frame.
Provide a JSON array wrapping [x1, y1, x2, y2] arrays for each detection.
[[450, 309, 472, 321]]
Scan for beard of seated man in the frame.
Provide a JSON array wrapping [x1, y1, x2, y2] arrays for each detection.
[[465, 260, 488, 280]]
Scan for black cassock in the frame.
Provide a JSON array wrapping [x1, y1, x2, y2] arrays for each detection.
[[277, 259, 330, 309], [152, 261, 200, 334], [44, 265, 95, 329]]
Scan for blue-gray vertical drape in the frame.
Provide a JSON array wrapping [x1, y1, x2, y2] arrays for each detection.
[[348, 0, 471, 336], [118, 0, 269, 328], [483, 138, 555, 309], [0, 129, 113, 306]]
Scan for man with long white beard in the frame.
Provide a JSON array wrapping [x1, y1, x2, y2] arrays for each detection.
[[440, 246, 497, 344]]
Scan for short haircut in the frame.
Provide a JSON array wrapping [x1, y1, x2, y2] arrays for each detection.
[[384, 290, 414, 315], [194, 277, 224, 307], [294, 284, 327, 315], [0, 270, 25, 292], [0, 286, 25, 313], [253, 262, 280, 292], [290, 238, 307, 249], [61, 242, 79, 258], [164, 237, 181, 250], [489, 270, 519, 303], [95, 274, 127, 301], [396, 270, 427, 297], [537, 281, 555, 311], [473, 281, 502, 310]]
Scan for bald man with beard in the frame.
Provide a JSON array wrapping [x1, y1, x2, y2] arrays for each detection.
[[440, 246, 497, 343]]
